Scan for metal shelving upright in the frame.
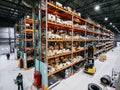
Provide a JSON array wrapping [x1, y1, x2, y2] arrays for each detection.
[[15, 20, 23, 60]]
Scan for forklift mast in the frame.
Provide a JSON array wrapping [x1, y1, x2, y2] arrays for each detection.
[[88, 44, 94, 58]]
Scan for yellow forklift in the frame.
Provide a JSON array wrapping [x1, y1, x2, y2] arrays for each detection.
[[84, 58, 95, 74], [84, 44, 95, 74]]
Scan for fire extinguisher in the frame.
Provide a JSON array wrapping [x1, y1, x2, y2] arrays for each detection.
[[33, 70, 42, 88], [19, 59, 23, 68]]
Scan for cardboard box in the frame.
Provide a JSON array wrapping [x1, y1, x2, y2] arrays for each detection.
[[60, 42, 64, 49], [77, 12, 81, 17], [99, 54, 107, 61], [48, 14, 56, 21], [55, 58, 60, 63], [67, 6, 72, 12], [56, 2, 62, 7], [54, 43, 59, 50], [48, 14, 51, 21]]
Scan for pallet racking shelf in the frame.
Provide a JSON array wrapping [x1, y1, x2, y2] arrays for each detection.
[[33, 0, 115, 89], [15, 16, 35, 69], [24, 18, 35, 69], [15, 0, 114, 89]]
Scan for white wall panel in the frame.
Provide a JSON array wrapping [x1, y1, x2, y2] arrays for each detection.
[[0, 27, 14, 38], [0, 27, 15, 54]]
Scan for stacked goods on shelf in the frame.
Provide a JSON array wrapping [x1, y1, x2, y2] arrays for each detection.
[[105, 41, 114, 51], [46, 25, 85, 76], [34, 0, 115, 89], [93, 27, 114, 55]]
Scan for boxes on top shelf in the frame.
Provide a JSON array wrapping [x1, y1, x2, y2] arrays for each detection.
[[56, 1, 62, 7]]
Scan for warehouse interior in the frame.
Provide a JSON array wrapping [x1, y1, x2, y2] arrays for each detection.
[[0, 0, 120, 90]]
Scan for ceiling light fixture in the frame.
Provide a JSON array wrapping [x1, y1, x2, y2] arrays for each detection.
[[110, 22, 112, 25], [113, 25, 115, 28], [104, 17, 108, 21], [94, 5, 100, 11]]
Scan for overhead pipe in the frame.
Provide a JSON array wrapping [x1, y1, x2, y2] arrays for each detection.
[[22, 0, 33, 8]]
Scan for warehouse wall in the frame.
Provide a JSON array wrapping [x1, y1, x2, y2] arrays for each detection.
[[117, 42, 120, 47], [115, 34, 120, 42], [0, 27, 15, 54], [0, 17, 15, 27]]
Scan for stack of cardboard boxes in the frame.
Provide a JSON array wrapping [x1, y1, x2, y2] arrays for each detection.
[[99, 54, 107, 61]]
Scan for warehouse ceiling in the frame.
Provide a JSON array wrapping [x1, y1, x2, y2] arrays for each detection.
[[0, 0, 32, 26], [0, 0, 120, 33]]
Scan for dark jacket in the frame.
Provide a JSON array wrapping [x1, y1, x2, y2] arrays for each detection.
[[6, 53, 10, 57], [16, 75, 23, 85]]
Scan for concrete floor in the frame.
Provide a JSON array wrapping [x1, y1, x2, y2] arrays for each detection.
[[0, 43, 120, 90], [0, 53, 35, 90], [51, 45, 120, 90], [0, 45, 10, 55]]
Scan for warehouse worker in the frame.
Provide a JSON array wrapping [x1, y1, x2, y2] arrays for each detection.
[[12, 48, 15, 53], [85, 59, 93, 69], [6, 53, 10, 60], [16, 73, 23, 90], [88, 60, 93, 68]]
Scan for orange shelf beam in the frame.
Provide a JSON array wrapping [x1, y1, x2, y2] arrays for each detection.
[[24, 18, 33, 24], [23, 29, 34, 32]]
